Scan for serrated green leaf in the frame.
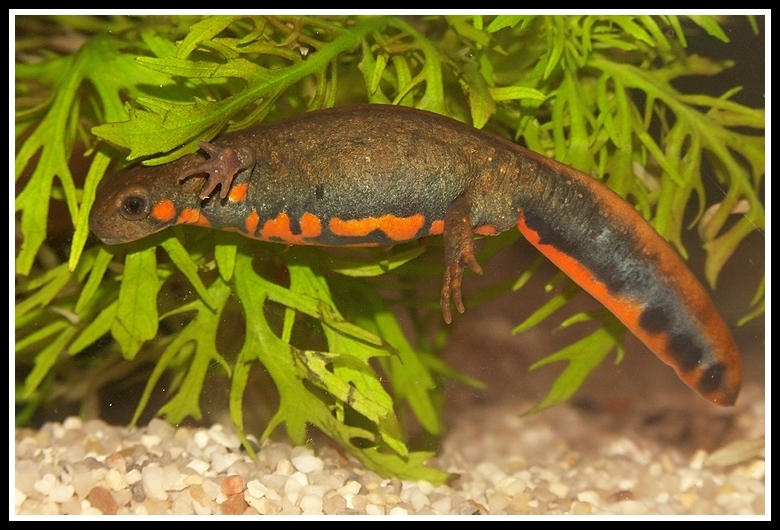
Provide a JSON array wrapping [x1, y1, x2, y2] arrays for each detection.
[[112, 247, 160, 359], [512, 280, 581, 334], [132, 277, 231, 426], [177, 15, 249, 58], [93, 17, 389, 162], [525, 325, 623, 415]]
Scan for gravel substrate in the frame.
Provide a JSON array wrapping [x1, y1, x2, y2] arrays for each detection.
[[14, 380, 764, 516]]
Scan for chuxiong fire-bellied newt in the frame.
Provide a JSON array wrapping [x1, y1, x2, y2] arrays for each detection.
[[89, 104, 743, 406]]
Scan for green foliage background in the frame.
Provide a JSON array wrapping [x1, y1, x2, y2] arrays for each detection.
[[15, 15, 764, 481]]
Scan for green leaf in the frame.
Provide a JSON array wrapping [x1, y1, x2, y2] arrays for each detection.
[[486, 15, 524, 33], [512, 278, 581, 334], [177, 15, 252, 58], [488, 85, 546, 103], [133, 277, 232, 426], [69, 301, 117, 355], [525, 321, 625, 415], [112, 247, 161, 359], [688, 15, 731, 43], [20, 326, 78, 399], [462, 63, 496, 129], [160, 236, 217, 309], [328, 246, 425, 278], [92, 17, 390, 162]]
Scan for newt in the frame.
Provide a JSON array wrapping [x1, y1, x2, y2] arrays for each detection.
[[90, 104, 743, 406]]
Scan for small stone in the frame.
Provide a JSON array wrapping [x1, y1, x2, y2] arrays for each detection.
[[15, 461, 40, 493], [323, 493, 347, 514], [209, 424, 241, 449], [616, 499, 649, 515], [34, 474, 58, 495], [63, 417, 83, 430], [49, 483, 74, 503], [338, 480, 362, 496], [549, 481, 570, 499], [147, 418, 175, 440], [211, 452, 242, 473], [140, 434, 161, 450], [105, 453, 127, 473], [193, 431, 210, 449], [350, 494, 369, 511], [125, 469, 142, 485], [222, 475, 245, 496], [186, 459, 210, 475], [291, 453, 324, 473], [87, 486, 118, 515], [300, 494, 324, 514], [221, 493, 249, 515], [142, 465, 166, 500], [570, 501, 593, 515]]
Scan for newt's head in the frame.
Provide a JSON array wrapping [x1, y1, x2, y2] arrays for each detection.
[[90, 158, 206, 245]]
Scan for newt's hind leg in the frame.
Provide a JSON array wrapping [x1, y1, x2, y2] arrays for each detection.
[[441, 195, 483, 323]]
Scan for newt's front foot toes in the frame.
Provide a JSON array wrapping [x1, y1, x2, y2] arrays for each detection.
[[178, 141, 256, 200]]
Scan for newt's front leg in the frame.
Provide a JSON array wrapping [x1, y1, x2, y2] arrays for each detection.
[[178, 141, 257, 200], [441, 195, 484, 323]]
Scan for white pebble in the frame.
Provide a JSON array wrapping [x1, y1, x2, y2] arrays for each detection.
[[141, 465, 166, 500], [338, 480, 362, 496], [246, 480, 269, 499], [275, 458, 294, 475], [405, 488, 429, 511], [139, 434, 161, 450], [211, 452, 242, 473], [299, 494, 323, 514], [147, 418, 175, 440], [63, 417, 83, 430], [187, 459, 211, 475], [292, 453, 324, 473], [496, 476, 526, 497], [15, 488, 26, 509], [616, 500, 649, 515], [201, 478, 221, 500], [193, 431, 210, 449], [284, 471, 309, 496], [124, 469, 142, 485], [365, 503, 384, 515], [549, 481, 570, 499], [162, 463, 185, 491], [577, 490, 602, 507], [389, 506, 409, 515], [49, 484, 74, 503], [209, 425, 241, 449], [104, 469, 127, 491], [431, 496, 451, 513], [34, 474, 57, 495], [689, 449, 708, 470]]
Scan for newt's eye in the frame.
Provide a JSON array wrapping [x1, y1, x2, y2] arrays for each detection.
[[121, 195, 150, 220]]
